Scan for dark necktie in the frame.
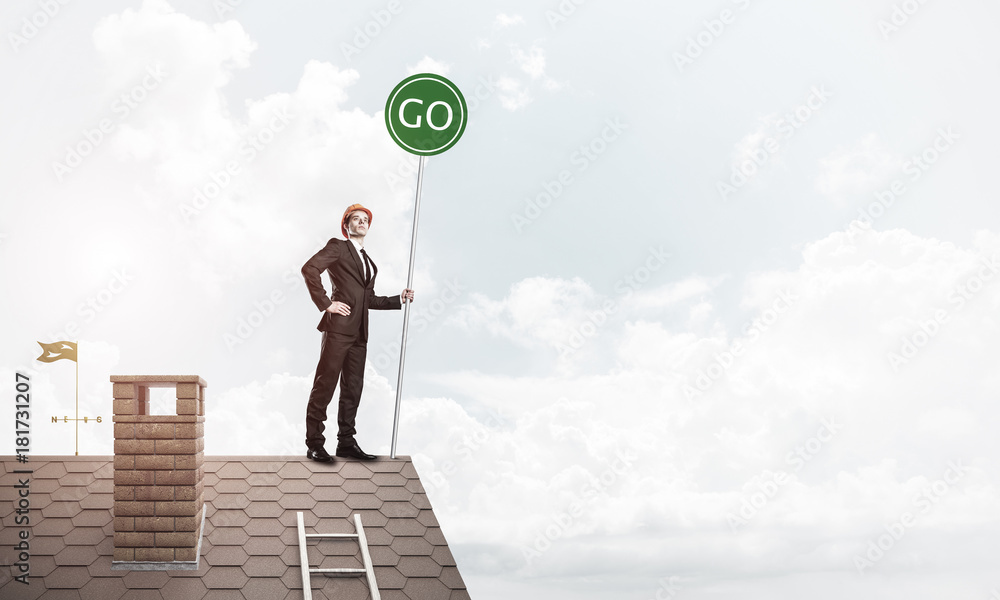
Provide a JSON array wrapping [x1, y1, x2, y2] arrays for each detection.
[[360, 248, 372, 284]]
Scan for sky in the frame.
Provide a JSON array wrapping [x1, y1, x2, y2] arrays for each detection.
[[2, 0, 1000, 598]]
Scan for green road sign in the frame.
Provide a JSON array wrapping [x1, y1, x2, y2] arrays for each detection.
[[385, 73, 467, 156]]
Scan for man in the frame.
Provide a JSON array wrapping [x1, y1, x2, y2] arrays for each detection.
[[301, 203, 415, 462]]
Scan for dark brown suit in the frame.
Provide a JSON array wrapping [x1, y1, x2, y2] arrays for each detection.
[[301, 238, 401, 449]]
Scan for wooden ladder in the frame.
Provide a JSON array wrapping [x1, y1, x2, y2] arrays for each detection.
[[296, 511, 381, 600]]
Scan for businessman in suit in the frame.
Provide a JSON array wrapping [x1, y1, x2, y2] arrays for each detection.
[[301, 203, 415, 462]]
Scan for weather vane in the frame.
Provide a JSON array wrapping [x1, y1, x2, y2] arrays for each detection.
[[36, 341, 102, 456]]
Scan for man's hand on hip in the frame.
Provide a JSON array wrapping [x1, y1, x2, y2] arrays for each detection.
[[326, 301, 351, 316]]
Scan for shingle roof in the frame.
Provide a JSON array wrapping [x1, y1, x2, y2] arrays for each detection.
[[0, 456, 470, 600]]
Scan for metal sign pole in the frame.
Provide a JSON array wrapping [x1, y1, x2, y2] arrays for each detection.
[[390, 155, 425, 459]]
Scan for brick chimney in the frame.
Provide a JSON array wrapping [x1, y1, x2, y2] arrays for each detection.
[[110, 375, 207, 568]]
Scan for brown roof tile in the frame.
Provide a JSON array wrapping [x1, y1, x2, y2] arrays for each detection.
[[380, 500, 421, 519], [212, 493, 251, 510], [121, 589, 163, 600], [59, 473, 97, 487], [352, 509, 389, 528], [34, 463, 69, 479], [309, 471, 346, 486], [317, 576, 369, 599], [372, 472, 409, 487], [214, 478, 250, 494], [240, 577, 290, 600], [37, 590, 84, 600], [240, 555, 288, 578], [368, 545, 401, 567], [202, 565, 249, 589], [71, 510, 113, 528], [391, 536, 435, 556], [344, 493, 382, 510], [432, 546, 459, 568], [312, 485, 349, 503], [215, 463, 251, 480], [202, 590, 244, 600], [276, 463, 312, 479], [241, 459, 286, 474], [385, 519, 427, 538], [52, 486, 90, 501], [42, 501, 82, 519], [245, 517, 284, 537], [339, 462, 375, 479], [86, 555, 114, 578], [424, 527, 448, 546], [410, 493, 433, 509], [31, 554, 59, 577], [34, 479, 63, 494], [416, 509, 441, 527], [376, 487, 414, 502], [204, 545, 249, 567], [34, 535, 69, 556], [365, 527, 394, 546], [35, 517, 75, 536], [402, 576, 452, 599], [122, 570, 170, 589], [276, 493, 316, 510], [86, 478, 114, 495], [396, 555, 443, 578], [245, 486, 282, 502], [246, 472, 282, 487], [245, 502, 284, 519], [209, 509, 250, 528], [244, 536, 286, 556], [341, 478, 377, 494], [54, 545, 100, 566], [208, 526, 250, 546], [277, 478, 313, 494], [0, 455, 467, 599], [159, 576, 209, 600], [404, 479, 426, 494], [309, 502, 352, 521], [79, 576, 129, 600], [439, 565, 466, 589], [46, 565, 93, 588], [277, 545, 301, 567], [368, 460, 406, 474], [79, 493, 114, 510], [374, 565, 407, 589]]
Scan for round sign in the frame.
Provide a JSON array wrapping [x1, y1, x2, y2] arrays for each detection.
[[385, 73, 467, 156]]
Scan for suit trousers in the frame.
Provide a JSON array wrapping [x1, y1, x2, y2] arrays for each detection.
[[305, 331, 367, 449]]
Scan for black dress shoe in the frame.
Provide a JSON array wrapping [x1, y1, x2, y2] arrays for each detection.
[[306, 447, 334, 462], [335, 442, 376, 460]]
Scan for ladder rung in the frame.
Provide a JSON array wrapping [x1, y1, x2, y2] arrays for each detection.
[[297, 511, 381, 600]]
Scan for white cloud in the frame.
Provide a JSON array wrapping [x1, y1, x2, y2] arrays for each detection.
[[730, 113, 782, 172], [497, 76, 533, 111], [420, 226, 1000, 586], [817, 134, 903, 205], [406, 56, 452, 76], [512, 45, 546, 80], [495, 13, 525, 29], [450, 276, 597, 348], [625, 275, 727, 311]]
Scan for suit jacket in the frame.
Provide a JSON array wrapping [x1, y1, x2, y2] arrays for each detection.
[[301, 238, 402, 341]]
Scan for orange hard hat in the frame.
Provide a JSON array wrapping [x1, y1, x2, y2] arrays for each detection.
[[341, 203, 373, 238]]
